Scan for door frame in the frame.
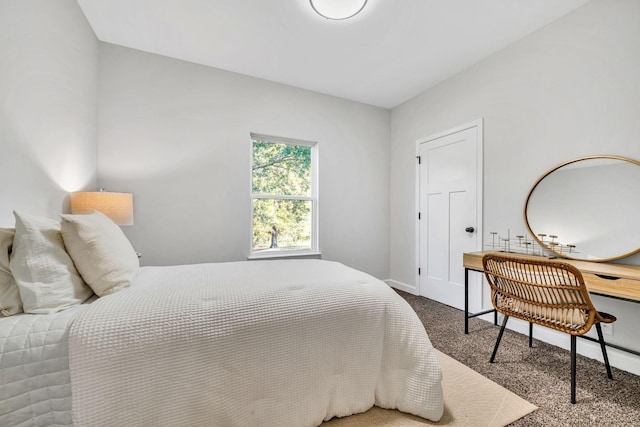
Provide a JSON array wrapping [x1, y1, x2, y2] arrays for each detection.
[[415, 119, 484, 305]]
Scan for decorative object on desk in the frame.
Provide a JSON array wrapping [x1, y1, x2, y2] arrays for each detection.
[[482, 253, 616, 404], [70, 190, 134, 226], [536, 232, 578, 255], [485, 229, 550, 255], [524, 155, 640, 262]]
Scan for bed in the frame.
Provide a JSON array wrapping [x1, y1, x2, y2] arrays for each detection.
[[1, 212, 443, 426]]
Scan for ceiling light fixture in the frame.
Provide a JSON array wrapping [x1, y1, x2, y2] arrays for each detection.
[[310, 0, 368, 20]]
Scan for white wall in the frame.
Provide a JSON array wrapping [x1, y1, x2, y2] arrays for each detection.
[[0, 0, 98, 225], [97, 44, 391, 279], [389, 0, 640, 374]]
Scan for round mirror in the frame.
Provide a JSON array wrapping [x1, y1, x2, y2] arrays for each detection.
[[524, 155, 640, 262]]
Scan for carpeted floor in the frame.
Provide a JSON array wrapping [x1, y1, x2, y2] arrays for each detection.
[[398, 291, 640, 427], [398, 291, 640, 426]]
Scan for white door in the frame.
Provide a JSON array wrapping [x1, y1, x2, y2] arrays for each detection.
[[418, 121, 482, 309]]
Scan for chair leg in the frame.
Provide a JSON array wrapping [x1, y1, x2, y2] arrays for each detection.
[[529, 322, 533, 348], [490, 315, 509, 363], [571, 335, 577, 404], [595, 323, 613, 380]]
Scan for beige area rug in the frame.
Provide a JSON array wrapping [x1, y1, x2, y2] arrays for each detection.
[[323, 350, 537, 427]]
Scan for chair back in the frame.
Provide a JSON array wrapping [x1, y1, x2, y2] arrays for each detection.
[[482, 253, 599, 335]]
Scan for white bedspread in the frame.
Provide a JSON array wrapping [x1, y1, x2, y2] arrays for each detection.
[[69, 260, 443, 426], [0, 300, 94, 427]]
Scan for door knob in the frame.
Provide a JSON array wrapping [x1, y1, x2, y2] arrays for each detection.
[[465, 227, 475, 233]]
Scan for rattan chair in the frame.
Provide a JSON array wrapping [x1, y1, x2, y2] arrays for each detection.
[[482, 253, 616, 403]]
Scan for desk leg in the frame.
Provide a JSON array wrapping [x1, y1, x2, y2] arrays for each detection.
[[465, 268, 469, 334], [465, 267, 497, 333]]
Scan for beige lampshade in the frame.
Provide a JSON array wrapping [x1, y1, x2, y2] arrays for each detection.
[[70, 191, 134, 226]]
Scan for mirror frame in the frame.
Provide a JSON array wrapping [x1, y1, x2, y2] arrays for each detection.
[[524, 155, 640, 262]]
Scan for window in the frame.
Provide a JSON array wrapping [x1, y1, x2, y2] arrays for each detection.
[[250, 133, 318, 257]]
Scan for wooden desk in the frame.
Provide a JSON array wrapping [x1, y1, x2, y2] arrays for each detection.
[[463, 251, 640, 356]]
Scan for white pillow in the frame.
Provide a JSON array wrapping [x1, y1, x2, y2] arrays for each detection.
[[0, 228, 23, 317], [60, 210, 139, 297], [10, 211, 93, 314]]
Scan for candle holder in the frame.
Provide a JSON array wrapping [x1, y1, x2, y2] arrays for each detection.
[[485, 229, 578, 257]]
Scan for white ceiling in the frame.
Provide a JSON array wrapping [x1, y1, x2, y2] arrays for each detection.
[[76, 0, 590, 109]]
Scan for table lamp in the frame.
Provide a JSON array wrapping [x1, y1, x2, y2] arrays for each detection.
[[70, 190, 134, 226]]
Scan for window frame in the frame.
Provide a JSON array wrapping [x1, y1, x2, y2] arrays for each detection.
[[248, 133, 319, 259]]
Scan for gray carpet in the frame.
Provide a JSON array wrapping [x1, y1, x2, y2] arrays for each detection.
[[397, 291, 640, 426]]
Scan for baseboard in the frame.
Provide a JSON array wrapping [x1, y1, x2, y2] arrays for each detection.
[[385, 279, 418, 295]]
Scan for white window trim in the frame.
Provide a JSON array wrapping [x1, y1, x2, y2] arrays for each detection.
[[249, 133, 319, 259]]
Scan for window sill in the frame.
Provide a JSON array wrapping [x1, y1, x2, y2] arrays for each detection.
[[247, 251, 322, 261]]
